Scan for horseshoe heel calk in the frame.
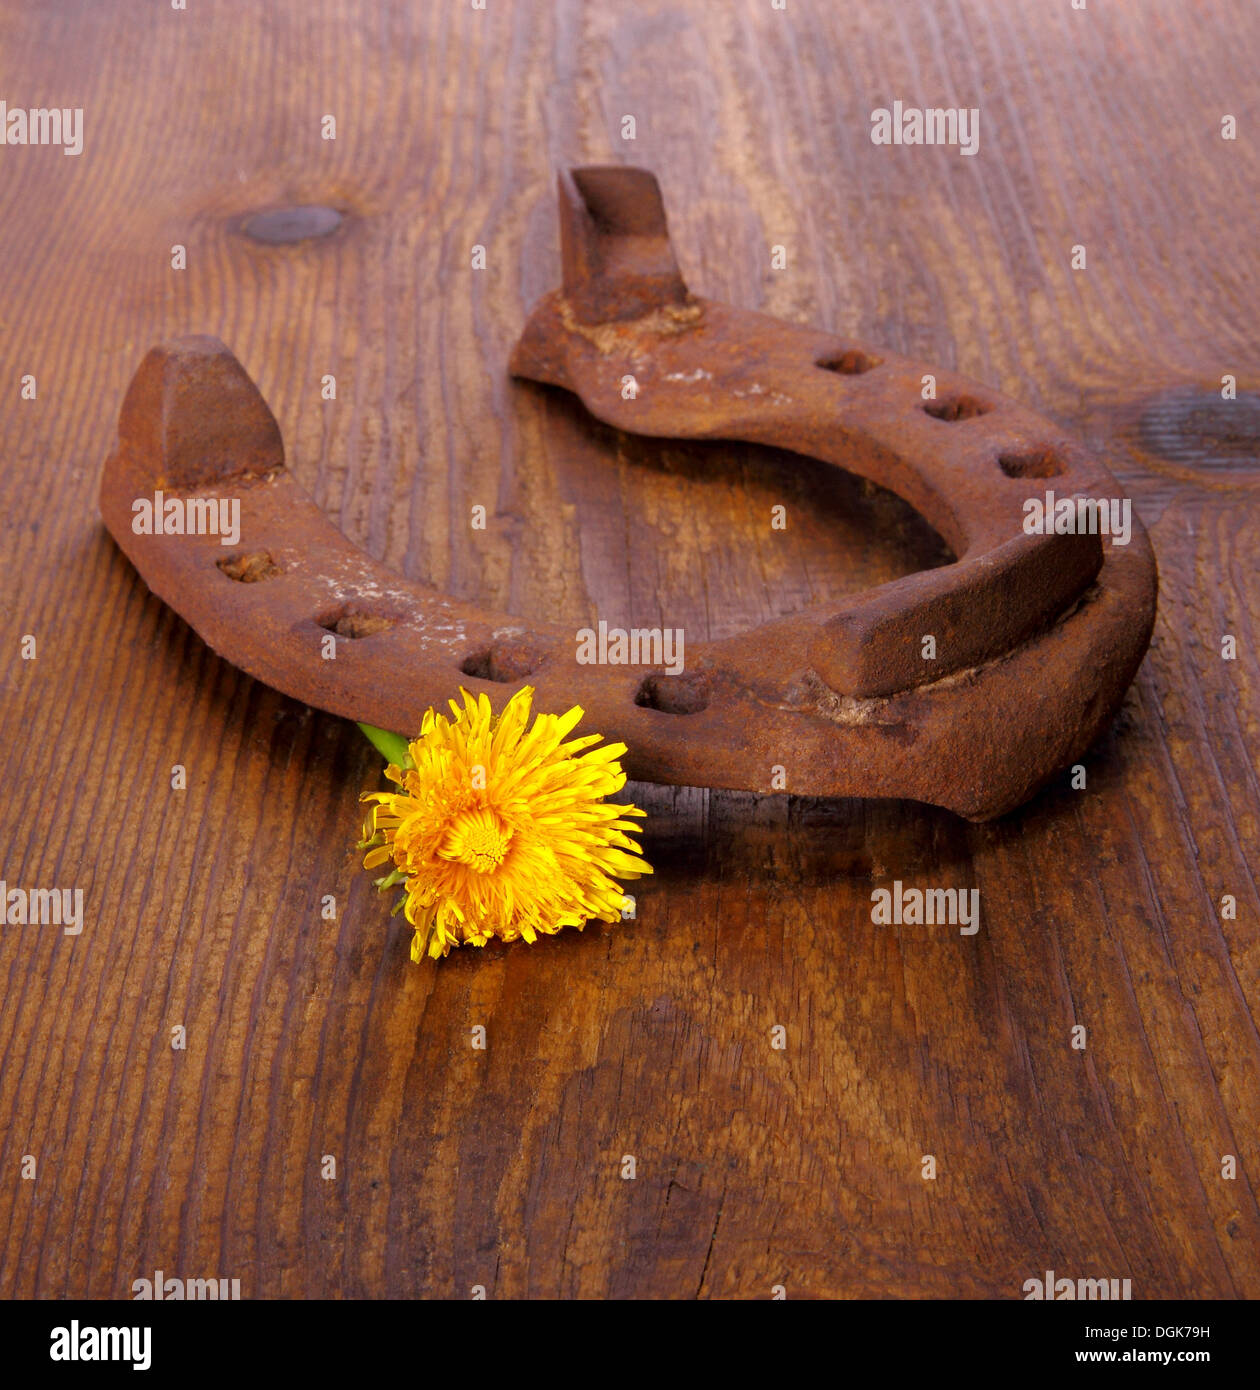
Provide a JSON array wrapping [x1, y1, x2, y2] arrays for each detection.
[[98, 167, 1157, 822], [113, 335, 285, 491]]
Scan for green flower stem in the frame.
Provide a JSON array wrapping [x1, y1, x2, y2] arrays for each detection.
[[357, 723, 412, 768]]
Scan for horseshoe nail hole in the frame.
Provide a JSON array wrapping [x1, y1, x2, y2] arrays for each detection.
[[998, 447, 1064, 478], [818, 349, 883, 375], [634, 671, 710, 715], [317, 606, 397, 639], [217, 550, 281, 582], [924, 394, 992, 422], [460, 642, 540, 682]]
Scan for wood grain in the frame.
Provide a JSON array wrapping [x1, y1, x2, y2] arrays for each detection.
[[1, 0, 1257, 1299]]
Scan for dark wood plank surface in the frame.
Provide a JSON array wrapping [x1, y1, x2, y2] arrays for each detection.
[[1, 0, 1257, 1299]]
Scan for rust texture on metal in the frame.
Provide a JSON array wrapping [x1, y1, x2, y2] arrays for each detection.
[[98, 165, 1157, 821]]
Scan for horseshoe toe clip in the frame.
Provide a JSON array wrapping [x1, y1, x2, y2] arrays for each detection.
[[99, 165, 1156, 820]]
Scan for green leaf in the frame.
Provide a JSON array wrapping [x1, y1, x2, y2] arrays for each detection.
[[357, 723, 412, 768]]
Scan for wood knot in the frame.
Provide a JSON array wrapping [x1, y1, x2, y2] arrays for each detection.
[[241, 205, 344, 245], [1134, 385, 1260, 487]]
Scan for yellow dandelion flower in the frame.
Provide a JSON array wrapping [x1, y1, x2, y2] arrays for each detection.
[[358, 686, 652, 961]]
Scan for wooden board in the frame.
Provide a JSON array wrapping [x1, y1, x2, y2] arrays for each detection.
[[1, 0, 1257, 1299]]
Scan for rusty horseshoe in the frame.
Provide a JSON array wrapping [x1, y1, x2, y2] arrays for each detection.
[[98, 165, 1157, 820]]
